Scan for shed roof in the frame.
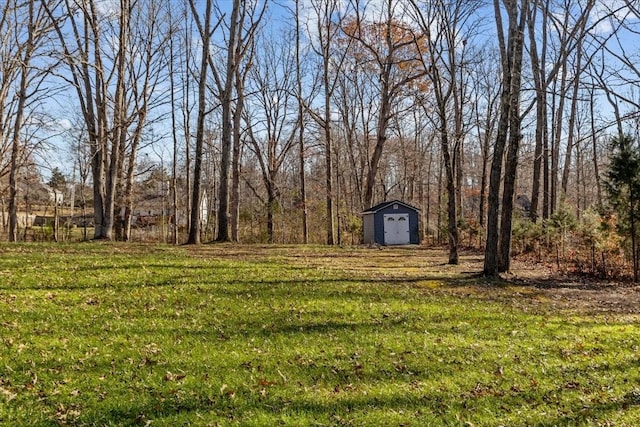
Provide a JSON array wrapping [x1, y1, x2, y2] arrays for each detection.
[[362, 200, 420, 214]]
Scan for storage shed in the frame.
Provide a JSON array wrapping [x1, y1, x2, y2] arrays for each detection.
[[362, 200, 420, 245]]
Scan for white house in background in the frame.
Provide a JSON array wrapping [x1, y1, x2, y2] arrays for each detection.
[[200, 190, 209, 227], [44, 186, 64, 206], [130, 190, 209, 228]]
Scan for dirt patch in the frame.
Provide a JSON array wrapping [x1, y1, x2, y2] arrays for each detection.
[[450, 253, 640, 316], [327, 246, 640, 316]]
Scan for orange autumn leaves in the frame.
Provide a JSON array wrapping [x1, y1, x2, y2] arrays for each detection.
[[338, 16, 430, 92]]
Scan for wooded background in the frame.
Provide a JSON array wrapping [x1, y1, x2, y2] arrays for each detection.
[[1, 0, 640, 278]]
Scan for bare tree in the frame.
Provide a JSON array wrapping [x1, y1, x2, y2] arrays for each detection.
[[44, 0, 167, 240], [186, 0, 218, 244], [295, 0, 309, 243], [304, 0, 352, 244], [489, 0, 600, 272], [334, 60, 371, 216], [211, 0, 240, 242], [168, 1, 181, 245], [244, 30, 299, 243], [560, 21, 589, 198], [526, 0, 550, 222], [118, 0, 173, 241], [65, 116, 91, 240], [410, 0, 480, 264], [470, 48, 501, 230], [527, 0, 619, 221], [187, 0, 265, 243], [484, 0, 529, 276], [342, 0, 428, 210], [4, 0, 56, 241]]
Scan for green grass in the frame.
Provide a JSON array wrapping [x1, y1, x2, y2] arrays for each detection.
[[1, 243, 639, 426]]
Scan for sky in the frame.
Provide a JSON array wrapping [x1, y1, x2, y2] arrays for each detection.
[[40, 0, 640, 182]]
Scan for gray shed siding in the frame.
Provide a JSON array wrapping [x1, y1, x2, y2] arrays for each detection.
[[363, 213, 376, 244]]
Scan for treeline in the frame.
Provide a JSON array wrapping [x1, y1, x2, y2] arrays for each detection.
[[1, 0, 640, 279]]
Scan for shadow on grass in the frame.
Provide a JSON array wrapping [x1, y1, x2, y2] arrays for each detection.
[[509, 273, 636, 291], [0, 266, 478, 291], [59, 375, 636, 427]]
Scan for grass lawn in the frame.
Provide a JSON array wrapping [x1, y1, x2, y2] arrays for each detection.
[[1, 243, 639, 426]]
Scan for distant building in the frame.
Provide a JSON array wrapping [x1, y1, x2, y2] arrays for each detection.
[[362, 200, 420, 245], [516, 194, 531, 212], [50, 189, 64, 206]]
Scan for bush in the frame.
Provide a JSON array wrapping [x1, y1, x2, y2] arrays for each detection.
[[512, 212, 544, 256]]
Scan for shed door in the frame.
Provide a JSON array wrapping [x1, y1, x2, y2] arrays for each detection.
[[383, 214, 410, 245]]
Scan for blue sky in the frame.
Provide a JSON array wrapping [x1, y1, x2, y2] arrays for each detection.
[[41, 0, 640, 182]]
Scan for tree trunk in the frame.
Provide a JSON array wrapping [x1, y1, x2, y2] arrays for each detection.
[[8, 135, 20, 242], [8, 3, 35, 242], [530, 97, 545, 222], [479, 132, 489, 228], [121, 143, 140, 242], [484, 0, 527, 276], [631, 191, 638, 283], [550, 62, 568, 215], [183, 20, 193, 237], [324, 80, 335, 245], [443, 136, 459, 264], [437, 151, 443, 244], [589, 87, 603, 209], [8, 107, 24, 242], [527, 0, 549, 223], [364, 71, 391, 210], [216, 0, 241, 243], [561, 35, 585, 197], [425, 152, 432, 242], [267, 185, 276, 244], [322, 30, 335, 245], [484, 86, 510, 276], [295, 0, 308, 244], [169, 5, 180, 245], [543, 113, 550, 220], [528, 7, 544, 222], [497, 0, 528, 274], [231, 64, 246, 243], [186, 0, 213, 245]]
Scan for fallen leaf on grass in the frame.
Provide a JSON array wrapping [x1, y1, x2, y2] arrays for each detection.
[[258, 378, 277, 387], [564, 381, 579, 390], [1, 386, 16, 401], [220, 384, 236, 398], [85, 297, 99, 306], [55, 403, 81, 423], [164, 371, 186, 382]]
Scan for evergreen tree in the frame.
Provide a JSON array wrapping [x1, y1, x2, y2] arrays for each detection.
[[48, 168, 67, 191], [604, 134, 640, 282]]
